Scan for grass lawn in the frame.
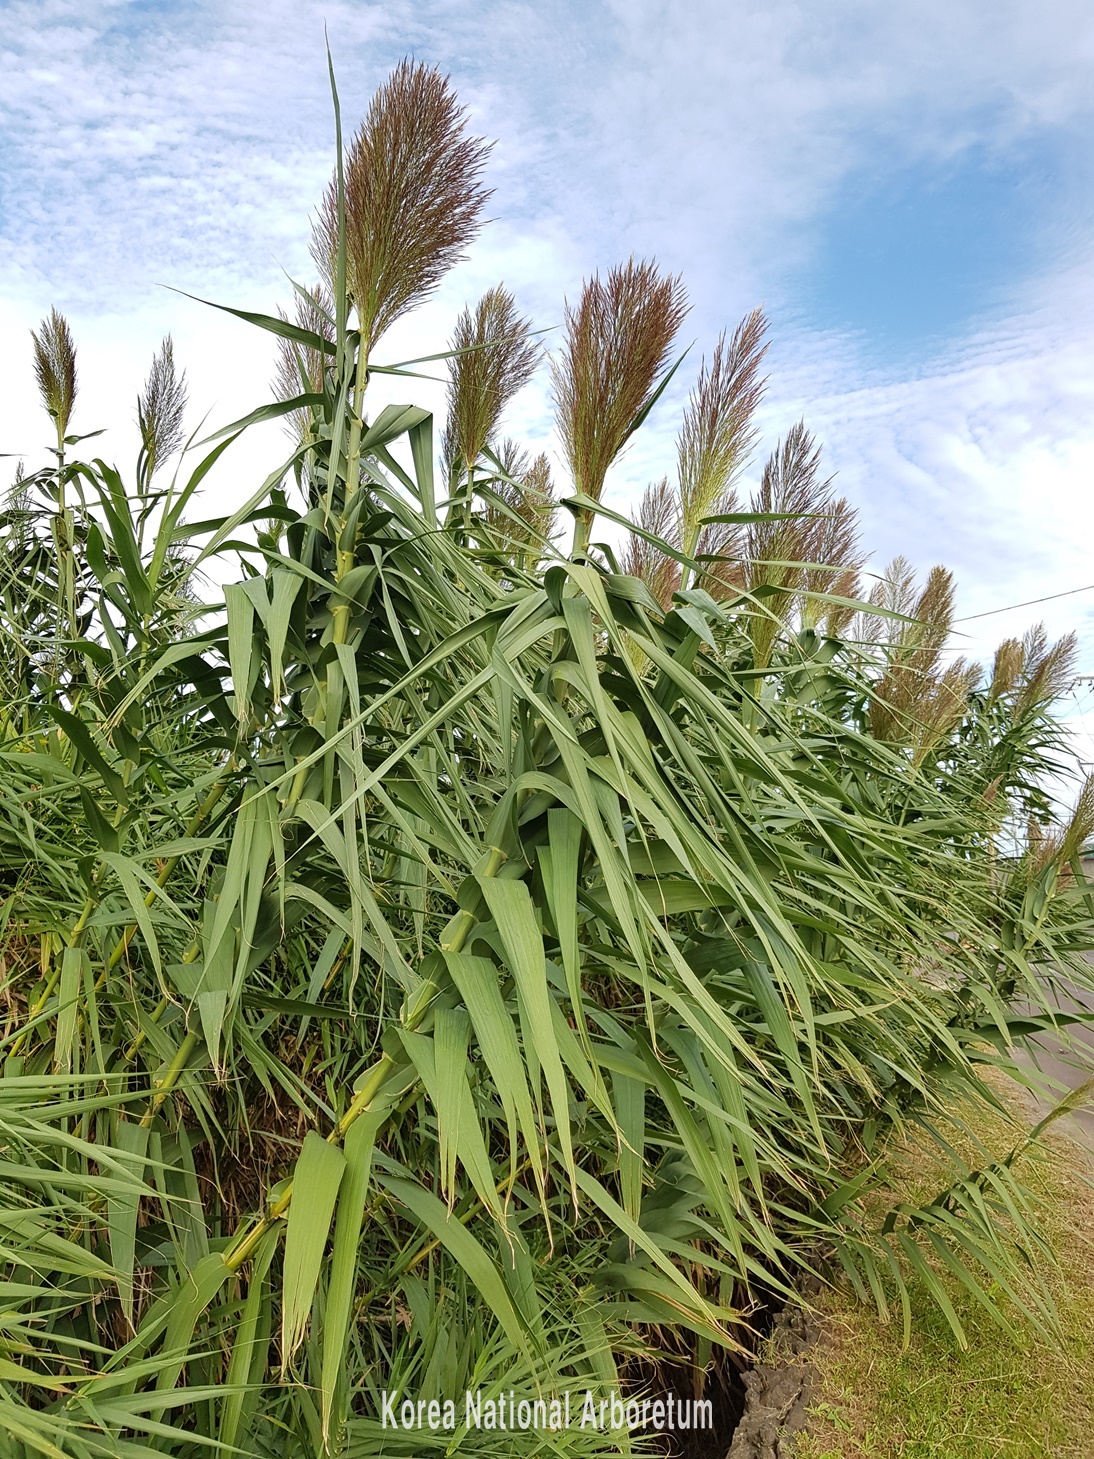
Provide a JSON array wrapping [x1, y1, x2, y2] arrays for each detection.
[[800, 1076, 1094, 1459]]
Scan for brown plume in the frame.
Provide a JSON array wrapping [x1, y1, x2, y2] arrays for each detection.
[[677, 309, 768, 564], [312, 60, 492, 354], [442, 287, 540, 480], [623, 478, 682, 610], [31, 309, 77, 439], [552, 258, 689, 508]]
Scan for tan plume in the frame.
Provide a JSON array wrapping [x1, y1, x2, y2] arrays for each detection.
[[984, 619, 1076, 722], [274, 286, 335, 446], [442, 287, 540, 481], [137, 337, 188, 484], [694, 515, 746, 601], [869, 564, 983, 752], [552, 258, 688, 554], [31, 309, 77, 441], [623, 478, 682, 611], [799, 497, 863, 634], [1015, 625, 1077, 718], [677, 309, 768, 568], [850, 555, 919, 648], [1059, 774, 1094, 868], [1023, 776, 1094, 883], [909, 658, 981, 766], [312, 60, 492, 354], [745, 421, 828, 666], [480, 440, 558, 569], [989, 636, 1025, 701]]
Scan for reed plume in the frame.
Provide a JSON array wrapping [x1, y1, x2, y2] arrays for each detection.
[[799, 496, 863, 634], [31, 309, 77, 441], [480, 440, 557, 568], [552, 258, 688, 555], [989, 636, 1026, 701], [1024, 772, 1093, 880], [1016, 625, 1077, 718], [1060, 773, 1094, 867], [853, 554, 918, 646], [442, 287, 540, 482], [745, 421, 829, 666], [312, 60, 491, 355], [694, 515, 747, 600], [908, 657, 981, 766], [137, 336, 188, 485], [870, 564, 971, 746], [985, 624, 1076, 717], [677, 310, 768, 570], [622, 477, 682, 610], [274, 286, 335, 446]]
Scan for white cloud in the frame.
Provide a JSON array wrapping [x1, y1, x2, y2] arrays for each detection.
[[767, 261, 1094, 656]]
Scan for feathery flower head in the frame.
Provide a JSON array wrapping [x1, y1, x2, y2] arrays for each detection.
[[312, 60, 492, 354], [31, 308, 77, 439], [442, 287, 540, 479], [552, 258, 688, 505], [138, 336, 188, 481], [677, 308, 768, 559]]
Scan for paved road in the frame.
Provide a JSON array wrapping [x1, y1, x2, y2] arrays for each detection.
[[1015, 974, 1094, 1146], [1005, 860, 1094, 1147]]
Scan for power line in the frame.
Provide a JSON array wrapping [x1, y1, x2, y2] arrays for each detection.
[[955, 583, 1094, 623]]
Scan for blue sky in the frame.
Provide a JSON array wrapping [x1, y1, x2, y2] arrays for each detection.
[[802, 140, 1059, 350], [3, 0, 1094, 763]]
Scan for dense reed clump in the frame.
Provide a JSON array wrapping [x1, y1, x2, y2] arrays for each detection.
[[1, 56, 1093, 1459]]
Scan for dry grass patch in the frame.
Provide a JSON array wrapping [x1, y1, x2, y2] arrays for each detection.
[[801, 1076, 1094, 1458]]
